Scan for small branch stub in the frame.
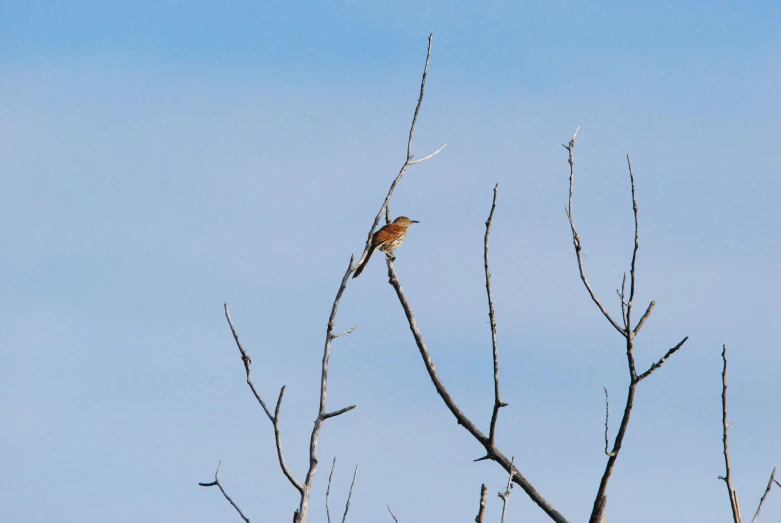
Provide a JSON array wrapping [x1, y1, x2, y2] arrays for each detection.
[[498, 457, 516, 523], [475, 483, 488, 523]]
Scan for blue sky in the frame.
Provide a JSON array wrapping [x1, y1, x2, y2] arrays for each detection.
[[1, 2, 779, 522]]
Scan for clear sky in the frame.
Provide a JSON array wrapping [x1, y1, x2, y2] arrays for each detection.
[[1, 2, 779, 522]]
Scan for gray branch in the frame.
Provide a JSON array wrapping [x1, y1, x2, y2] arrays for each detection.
[[385, 256, 569, 523], [498, 457, 515, 523], [199, 461, 251, 523], [484, 184, 507, 444], [326, 458, 336, 523], [224, 303, 304, 495], [720, 345, 742, 523], [751, 467, 777, 523], [603, 388, 615, 457], [624, 155, 640, 330], [297, 255, 358, 522], [563, 128, 625, 336], [563, 130, 688, 523], [341, 465, 359, 523], [353, 33, 446, 271], [475, 484, 488, 523]]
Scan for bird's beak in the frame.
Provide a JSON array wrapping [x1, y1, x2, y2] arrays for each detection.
[[411, 220, 420, 223]]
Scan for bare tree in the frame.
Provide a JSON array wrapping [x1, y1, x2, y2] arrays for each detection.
[[378, 125, 690, 522], [199, 33, 776, 523]]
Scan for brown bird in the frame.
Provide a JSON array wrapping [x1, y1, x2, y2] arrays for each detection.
[[352, 216, 419, 278]]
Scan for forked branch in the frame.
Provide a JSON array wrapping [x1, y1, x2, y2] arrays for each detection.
[[720, 345, 777, 523], [198, 461, 251, 523], [563, 128, 624, 336], [354, 33, 446, 263], [220, 254, 357, 523], [498, 457, 516, 523], [297, 255, 359, 522], [224, 303, 303, 495], [563, 129, 688, 523], [386, 256, 569, 523]]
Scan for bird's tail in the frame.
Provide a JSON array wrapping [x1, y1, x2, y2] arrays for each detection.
[[352, 245, 376, 278]]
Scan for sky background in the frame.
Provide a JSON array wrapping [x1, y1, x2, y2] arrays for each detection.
[[1, 2, 779, 522]]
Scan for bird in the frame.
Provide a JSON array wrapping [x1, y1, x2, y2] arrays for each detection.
[[352, 216, 419, 278]]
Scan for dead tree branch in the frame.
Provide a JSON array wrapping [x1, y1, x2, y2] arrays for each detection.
[[224, 304, 304, 495], [563, 127, 623, 336], [387, 505, 399, 522], [198, 461, 251, 523], [484, 183, 507, 444], [475, 484, 488, 523], [497, 457, 515, 523], [375, 143, 566, 520], [718, 346, 778, 523], [563, 130, 688, 523], [326, 458, 336, 523], [751, 467, 777, 523], [220, 254, 357, 523], [386, 256, 569, 523], [354, 33, 446, 263], [297, 255, 358, 522], [341, 465, 359, 523], [720, 344, 742, 523], [603, 388, 614, 457]]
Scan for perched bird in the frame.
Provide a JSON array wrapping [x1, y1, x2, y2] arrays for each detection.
[[352, 216, 419, 278]]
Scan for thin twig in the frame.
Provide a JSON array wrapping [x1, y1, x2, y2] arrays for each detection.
[[332, 325, 357, 339], [409, 143, 447, 164], [562, 128, 625, 336], [603, 388, 615, 457], [637, 336, 689, 382], [199, 461, 251, 523], [324, 405, 357, 420], [485, 184, 507, 444], [341, 465, 359, 523], [354, 33, 446, 271], [624, 155, 640, 331], [475, 484, 488, 523], [326, 458, 336, 523], [385, 257, 569, 523], [387, 505, 399, 523], [224, 303, 274, 421], [720, 345, 743, 523], [498, 457, 515, 523], [224, 303, 304, 495], [751, 467, 777, 523], [618, 273, 627, 328]]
